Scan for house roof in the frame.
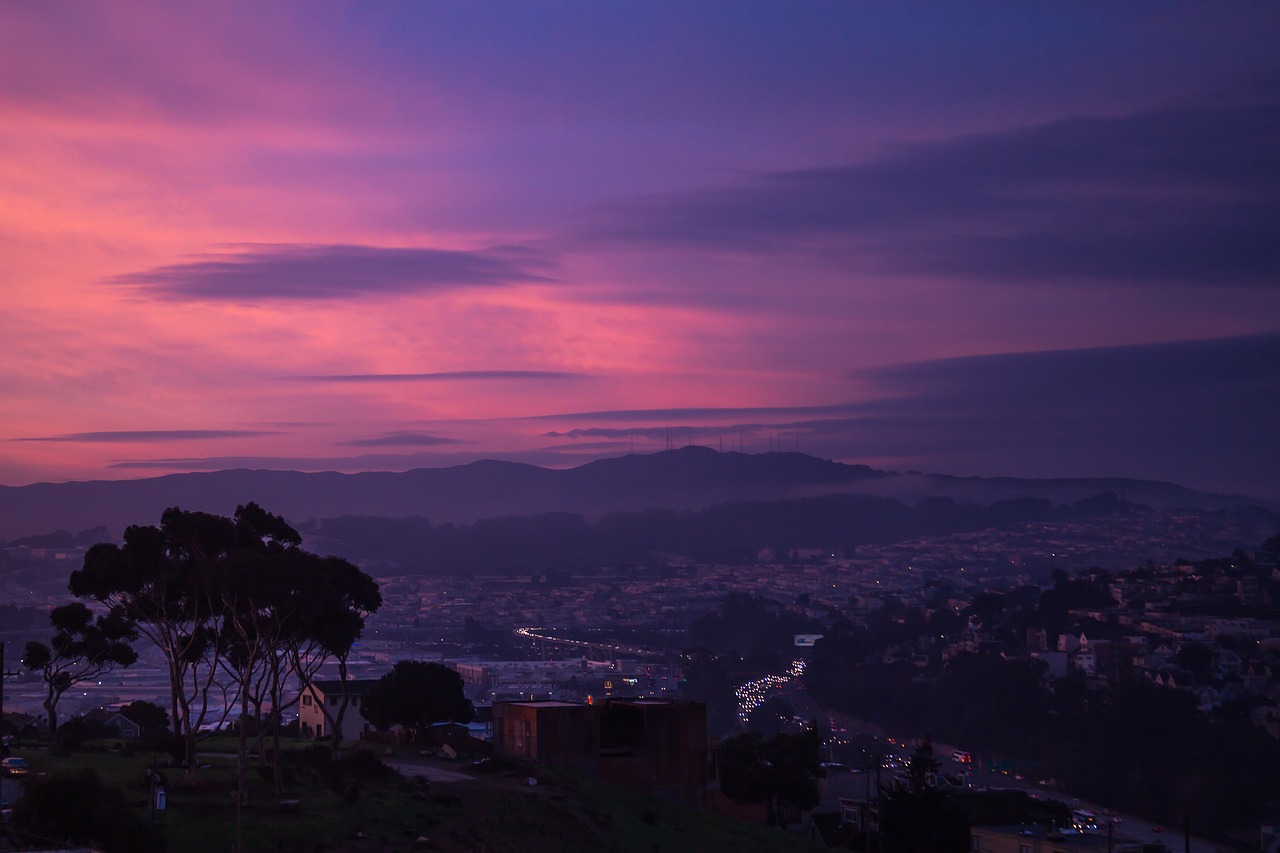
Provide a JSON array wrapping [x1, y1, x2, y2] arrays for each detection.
[[307, 679, 382, 696], [1, 712, 42, 730]]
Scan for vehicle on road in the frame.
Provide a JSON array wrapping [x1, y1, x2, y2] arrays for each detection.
[[1, 758, 29, 777], [1071, 809, 1099, 832]]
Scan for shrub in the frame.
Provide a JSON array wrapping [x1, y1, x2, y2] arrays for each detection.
[[11, 768, 165, 853]]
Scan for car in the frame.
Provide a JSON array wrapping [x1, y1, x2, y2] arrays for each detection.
[[1, 758, 29, 777]]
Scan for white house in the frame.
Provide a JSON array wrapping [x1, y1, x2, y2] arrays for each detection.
[[299, 679, 380, 743]]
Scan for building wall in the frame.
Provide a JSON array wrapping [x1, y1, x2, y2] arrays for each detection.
[[299, 683, 376, 743], [492, 702, 599, 775], [493, 698, 709, 808], [598, 699, 707, 809]]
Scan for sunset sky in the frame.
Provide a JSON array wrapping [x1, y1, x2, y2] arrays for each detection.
[[2, 2, 1278, 497]]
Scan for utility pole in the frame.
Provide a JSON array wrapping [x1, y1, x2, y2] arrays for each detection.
[[0, 641, 16, 728]]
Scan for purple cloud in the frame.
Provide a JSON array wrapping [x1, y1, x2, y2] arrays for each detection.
[[528, 403, 864, 423], [535, 334, 1280, 498], [109, 243, 555, 301], [298, 370, 588, 383], [336, 431, 461, 448], [10, 430, 278, 443], [586, 76, 1280, 288]]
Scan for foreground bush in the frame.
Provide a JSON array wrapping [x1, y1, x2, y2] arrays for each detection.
[[10, 767, 165, 853]]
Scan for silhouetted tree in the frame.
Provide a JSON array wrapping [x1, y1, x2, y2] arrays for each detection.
[[718, 727, 824, 828], [118, 699, 169, 732], [361, 661, 473, 733], [746, 696, 796, 737], [70, 503, 380, 788], [22, 602, 137, 733], [70, 510, 231, 783], [878, 736, 969, 853], [1176, 641, 1213, 678], [286, 551, 382, 763]]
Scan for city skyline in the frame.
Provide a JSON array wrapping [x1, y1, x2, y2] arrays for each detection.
[[2, 2, 1278, 497]]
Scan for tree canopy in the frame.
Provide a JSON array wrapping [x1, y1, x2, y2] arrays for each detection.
[[718, 727, 824, 828], [361, 660, 473, 732], [68, 502, 381, 787], [22, 602, 137, 733]]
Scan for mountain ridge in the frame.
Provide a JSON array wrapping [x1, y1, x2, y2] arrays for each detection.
[[0, 446, 1271, 541]]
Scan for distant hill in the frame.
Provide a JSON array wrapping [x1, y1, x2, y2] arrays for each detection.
[[0, 446, 1271, 541]]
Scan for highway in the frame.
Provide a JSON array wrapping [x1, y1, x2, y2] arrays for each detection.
[[513, 626, 664, 659], [732, 663, 1228, 853]]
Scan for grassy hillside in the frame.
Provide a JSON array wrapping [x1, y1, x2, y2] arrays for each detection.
[[5, 738, 827, 852]]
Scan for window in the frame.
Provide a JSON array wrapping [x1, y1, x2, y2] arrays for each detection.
[[302, 695, 311, 706], [971, 838, 981, 853], [328, 696, 339, 706], [1020, 845, 1031, 853]]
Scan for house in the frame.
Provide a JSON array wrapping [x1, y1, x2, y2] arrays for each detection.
[[1073, 651, 1097, 677], [1057, 633, 1084, 654], [492, 697, 709, 808], [0, 712, 43, 735], [491, 700, 599, 775], [83, 706, 147, 738], [1033, 651, 1069, 680], [597, 698, 708, 809], [299, 679, 380, 742], [800, 802, 844, 847]]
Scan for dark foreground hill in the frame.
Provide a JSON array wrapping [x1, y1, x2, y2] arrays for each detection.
[[7, 737, 824, 853], [0, 446, 1271, 541]]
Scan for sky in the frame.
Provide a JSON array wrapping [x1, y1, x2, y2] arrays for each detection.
[[1, 2, 1278, 498]]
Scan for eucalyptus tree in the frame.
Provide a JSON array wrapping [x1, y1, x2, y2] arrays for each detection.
[[212, 504, 379, 796], [22, 602, 138, 733], [214, 503, 305, 803], [285, 553, 382, 761], [70, 511, 232, 782], [361, 660, 472, 734], [69, 502, 381, 789]]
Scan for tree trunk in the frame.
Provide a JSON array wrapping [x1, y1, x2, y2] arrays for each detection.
[[270, 660, 285, 796], [44, 689, 58, 735], [329, 657, 350, 761], [237, 687, 250, 806], [180, 692, 198, 787], [272, 715, 284, 796]]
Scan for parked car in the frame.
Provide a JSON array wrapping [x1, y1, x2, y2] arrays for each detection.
[[1, 758, 29, 777]]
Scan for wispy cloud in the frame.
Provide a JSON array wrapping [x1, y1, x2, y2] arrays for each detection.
[[297, 370, 588, 383], [336, 431, 460, 448], [533, 334, 1280, 497], [843, 333, 1280, 493], [10, 429, 278, 443], [543, 424, 805, 443], [108, 243, 555, 301], [586, 76, 1280, 288], [528, 403, 864, 423], [104, 448, 620, 472]]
